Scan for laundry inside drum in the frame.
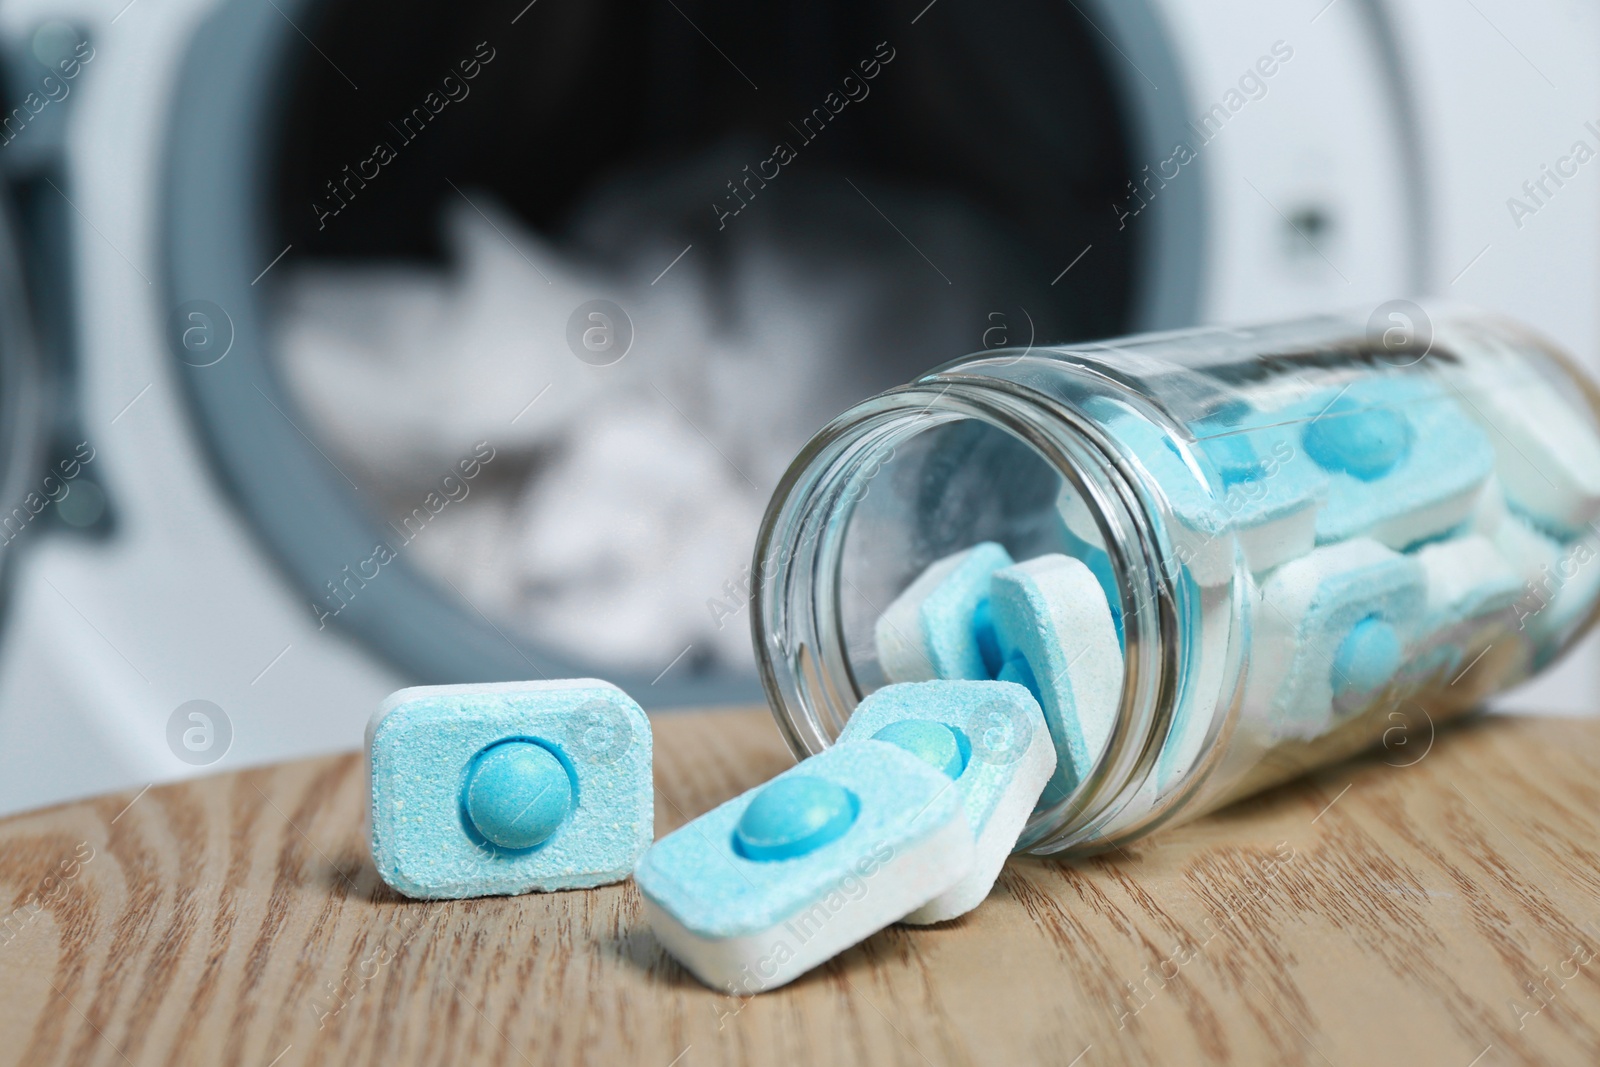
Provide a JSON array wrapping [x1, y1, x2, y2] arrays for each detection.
[[262, 0, 1137, 685]]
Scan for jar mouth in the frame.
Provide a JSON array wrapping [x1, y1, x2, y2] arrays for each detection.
[[751, 368, 1207, 854]]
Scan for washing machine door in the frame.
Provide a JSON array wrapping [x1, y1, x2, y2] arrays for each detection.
[[164, 0, 599, 696], [0, 170, 50, 593], [162, 0, 1194, 707]]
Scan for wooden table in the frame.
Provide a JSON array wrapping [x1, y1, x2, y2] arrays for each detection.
[[2, 708, 1599, 1066]]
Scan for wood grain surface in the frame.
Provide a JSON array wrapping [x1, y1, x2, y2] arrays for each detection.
[[2, 708, 1599, 1066]]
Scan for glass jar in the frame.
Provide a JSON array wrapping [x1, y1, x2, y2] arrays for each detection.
[[751, 304, 1600, 856]]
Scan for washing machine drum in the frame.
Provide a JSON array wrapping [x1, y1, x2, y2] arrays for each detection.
[[165, 0, 1181, 703]]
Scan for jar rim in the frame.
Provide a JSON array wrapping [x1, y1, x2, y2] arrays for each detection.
[[750, 365, 1213, 854]]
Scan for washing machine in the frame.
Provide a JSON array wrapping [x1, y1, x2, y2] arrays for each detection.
[[0, 0, 1593, 814]]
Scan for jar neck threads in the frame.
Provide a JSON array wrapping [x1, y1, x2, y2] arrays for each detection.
[[751, 368, 1197, 854]]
